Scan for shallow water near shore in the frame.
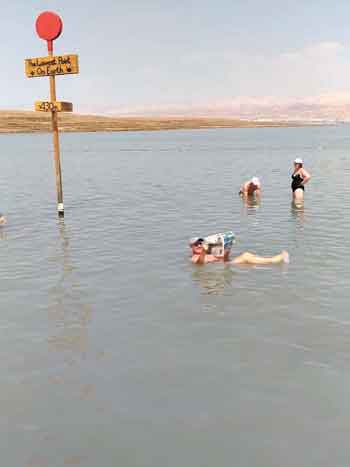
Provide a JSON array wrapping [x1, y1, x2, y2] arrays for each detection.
[[1, 126, 350, 467]]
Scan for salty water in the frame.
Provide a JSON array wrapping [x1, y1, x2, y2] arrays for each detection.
[[1, 126, 350, 467]]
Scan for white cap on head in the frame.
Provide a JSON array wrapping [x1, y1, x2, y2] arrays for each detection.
[[189, 237, 204, 246], [189, 237, 199, 246], [294, 158, 303, 164], [251, 177, 260, 186]]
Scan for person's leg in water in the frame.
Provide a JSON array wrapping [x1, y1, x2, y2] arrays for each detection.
[[293, 188, 304, 203], [232, 251, 289, 265]]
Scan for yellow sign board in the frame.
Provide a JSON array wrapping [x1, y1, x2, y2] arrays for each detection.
[[25, 54, 79, 78], [35, 101, 73, 112]]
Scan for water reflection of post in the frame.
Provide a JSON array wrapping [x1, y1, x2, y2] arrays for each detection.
[[48, 219, 92, 361]]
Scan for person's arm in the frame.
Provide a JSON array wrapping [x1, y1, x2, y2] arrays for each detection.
[[300, 168, 311, 185], [223, 249, 230, 261], [239, 182, 248, 195]]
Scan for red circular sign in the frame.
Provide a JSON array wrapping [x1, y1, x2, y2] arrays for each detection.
[[35, 11, 63, 41]]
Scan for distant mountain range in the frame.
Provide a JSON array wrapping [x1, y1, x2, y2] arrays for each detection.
[[105, 94, 350, 122]]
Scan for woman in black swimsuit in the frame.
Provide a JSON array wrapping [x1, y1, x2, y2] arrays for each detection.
[[291, 158, 311, 202]]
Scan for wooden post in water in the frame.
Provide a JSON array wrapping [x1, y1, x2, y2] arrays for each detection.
[[48, 38, 64, 216], [25, 11, 79, 217]]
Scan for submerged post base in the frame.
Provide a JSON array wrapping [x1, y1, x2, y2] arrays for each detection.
[[57, 203, 64, 217]]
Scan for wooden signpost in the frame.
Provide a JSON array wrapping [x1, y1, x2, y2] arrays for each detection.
[[25, 11, 79, 217], [35, 101, 73, 112], [25, 54, 79, 78]]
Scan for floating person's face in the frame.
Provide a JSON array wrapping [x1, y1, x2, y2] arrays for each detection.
[[191, 241, 204, 255]]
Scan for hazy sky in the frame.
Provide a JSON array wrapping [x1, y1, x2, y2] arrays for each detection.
[[2, 0, 350, 113]]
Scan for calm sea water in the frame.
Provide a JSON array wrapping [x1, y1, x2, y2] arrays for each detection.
[[1, 126, 350, 467]]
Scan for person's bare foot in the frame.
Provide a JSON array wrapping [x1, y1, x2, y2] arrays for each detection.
[[282, 250, 289, 264]]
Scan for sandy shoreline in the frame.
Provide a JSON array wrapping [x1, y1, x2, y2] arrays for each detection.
[[0, 110, 319, 134]]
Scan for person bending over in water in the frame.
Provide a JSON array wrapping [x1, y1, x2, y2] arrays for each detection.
[[189, 238, 289, 265], [0, 214, 6, 225], [239, 177, 261, 196], [291, 158, 311, 202]]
